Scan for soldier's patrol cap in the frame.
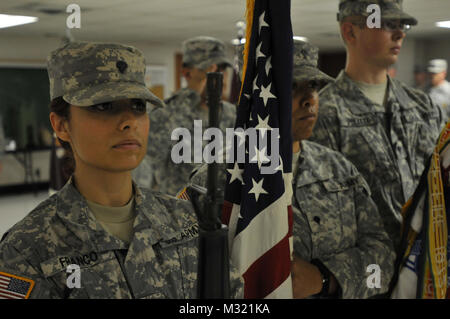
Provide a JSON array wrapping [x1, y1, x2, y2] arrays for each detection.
[[427, 59, 448, 74], [47, 41, 165, 108], [182, 36, 232, 70], [235, 39, 333, 88], [337, 0, 418, 26], [292, 39, 334, 88]]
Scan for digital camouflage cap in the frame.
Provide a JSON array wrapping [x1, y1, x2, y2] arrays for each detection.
[[182, 36, 232, 70], [235, 38, 333, 88], [47, 41, 165, 108], [337, 0, 418, 25], [292, 39, 334, 88]]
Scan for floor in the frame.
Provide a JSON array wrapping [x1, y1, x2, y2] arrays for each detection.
[[0, 191, 50, 238]]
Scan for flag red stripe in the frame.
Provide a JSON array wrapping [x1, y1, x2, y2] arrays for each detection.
[[221, 200, 233, 225], [287, 205, 293, 237], [0, 290, 24, 299], [243, 231, 292, 298], [0, 287, 26, 298]]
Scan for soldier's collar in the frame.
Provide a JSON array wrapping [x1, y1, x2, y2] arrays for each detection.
[[55, 177, 130, 252], [295, 141, 333, 182], [334, 71, 381, 115], [385, 75, 416, 110]]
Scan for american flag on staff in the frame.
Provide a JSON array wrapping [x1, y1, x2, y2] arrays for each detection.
[[222, 0, 294, 298], [0, 272, 35, 299]]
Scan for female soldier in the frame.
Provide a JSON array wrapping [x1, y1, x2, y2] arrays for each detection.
[[188, 39, 395, 299], [0, 41, 242, 299]]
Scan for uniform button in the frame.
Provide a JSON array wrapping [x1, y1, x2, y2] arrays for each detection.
[[313, 216, 321, 224]]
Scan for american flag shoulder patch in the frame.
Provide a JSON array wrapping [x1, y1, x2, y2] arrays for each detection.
[[0, 271, 35, 299], [176, 187, 190, 201]]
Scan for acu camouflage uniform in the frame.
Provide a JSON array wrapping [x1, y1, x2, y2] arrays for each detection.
[[190, 39, 394, 298], [0, 41, 243, 299], [189, 140, 395, 299], [311, 0, 444, 247], [137, 36, 236, 195], [0, 179, 243, 298]]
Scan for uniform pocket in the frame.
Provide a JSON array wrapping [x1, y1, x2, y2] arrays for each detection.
[[40, 251, 130, 299], [294, 178, 356, 259]]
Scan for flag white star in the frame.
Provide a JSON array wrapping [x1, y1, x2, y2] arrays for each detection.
[[251, 145, 270, 169], [256, 42, 265, 61], [259, 11, 269, 34], [253, 73, 259, 91], [265, 56, 272, 77], [227, 162, 244, 184], [259, 83, 276, 106], [249, 178, 268, 202], [234, 130, 246, 147], [255, 114, 272, 138]]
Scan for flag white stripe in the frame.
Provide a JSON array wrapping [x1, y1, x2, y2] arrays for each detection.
[[231, 192, 290, 274], [227, 204, 241, 254], [265, 274, 293, 299], [0, 290, 25, 299]]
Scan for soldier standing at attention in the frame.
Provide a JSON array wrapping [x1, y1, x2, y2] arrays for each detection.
[[0, 41, 243, 299], [427, 59, 450, 119], [134, 36, 236, 196], [310, 0, 445, 248], [189, 39, 395, 299]]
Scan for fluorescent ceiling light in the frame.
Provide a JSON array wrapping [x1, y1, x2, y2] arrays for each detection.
[[436, 21, 450, 28], [293, 36, 308, 42], [0, 14, 38, 29]]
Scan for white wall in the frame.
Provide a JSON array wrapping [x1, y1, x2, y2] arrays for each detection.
[[0, 35, 180, 99]]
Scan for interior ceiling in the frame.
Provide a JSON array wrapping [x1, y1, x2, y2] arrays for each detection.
[[1, 0, 450, 51]]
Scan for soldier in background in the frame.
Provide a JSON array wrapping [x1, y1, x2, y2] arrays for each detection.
[[413, 65, 428, 91], [0, 41, 243, 299], [427, 59, 450, 118], [188, 39, 395, 299], [133, 36, 236, 195], [311, 0, 445, 248]]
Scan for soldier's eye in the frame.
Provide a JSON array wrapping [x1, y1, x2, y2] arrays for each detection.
[[131, 100, 147, 113], [308, 80, 320, 90], [90, 102, 113, 111]]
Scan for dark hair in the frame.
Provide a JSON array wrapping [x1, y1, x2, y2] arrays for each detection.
[[49, 97, 75, 177]]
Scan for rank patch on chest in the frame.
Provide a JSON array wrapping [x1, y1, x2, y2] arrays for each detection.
[[0, 271, 35, 299]]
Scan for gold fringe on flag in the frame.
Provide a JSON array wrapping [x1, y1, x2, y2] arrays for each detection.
[[425, 123, 450, 299]]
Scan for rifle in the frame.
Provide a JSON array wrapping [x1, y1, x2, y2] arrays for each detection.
[[187, 72, 230, 299]]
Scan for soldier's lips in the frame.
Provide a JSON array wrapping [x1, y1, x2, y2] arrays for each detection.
[[113, 139, 141, 150], [391, 46, 401, 54], [297, 115, 316, 122]]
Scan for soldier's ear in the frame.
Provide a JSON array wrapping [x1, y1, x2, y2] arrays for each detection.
[[49, 112, 71, 144], [181, 67, 191, 80], [341, 22, 357, 45]]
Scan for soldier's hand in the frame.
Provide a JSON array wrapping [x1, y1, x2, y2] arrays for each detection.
[[291, 255, 323, 298]]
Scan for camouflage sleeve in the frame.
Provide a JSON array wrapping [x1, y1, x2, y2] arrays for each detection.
[[310, 94, 341, 151], [321, 170, 396, 299], [428, 93, 446, 132], [147, 108, 173, 190], [0, 241, 62, 298]]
